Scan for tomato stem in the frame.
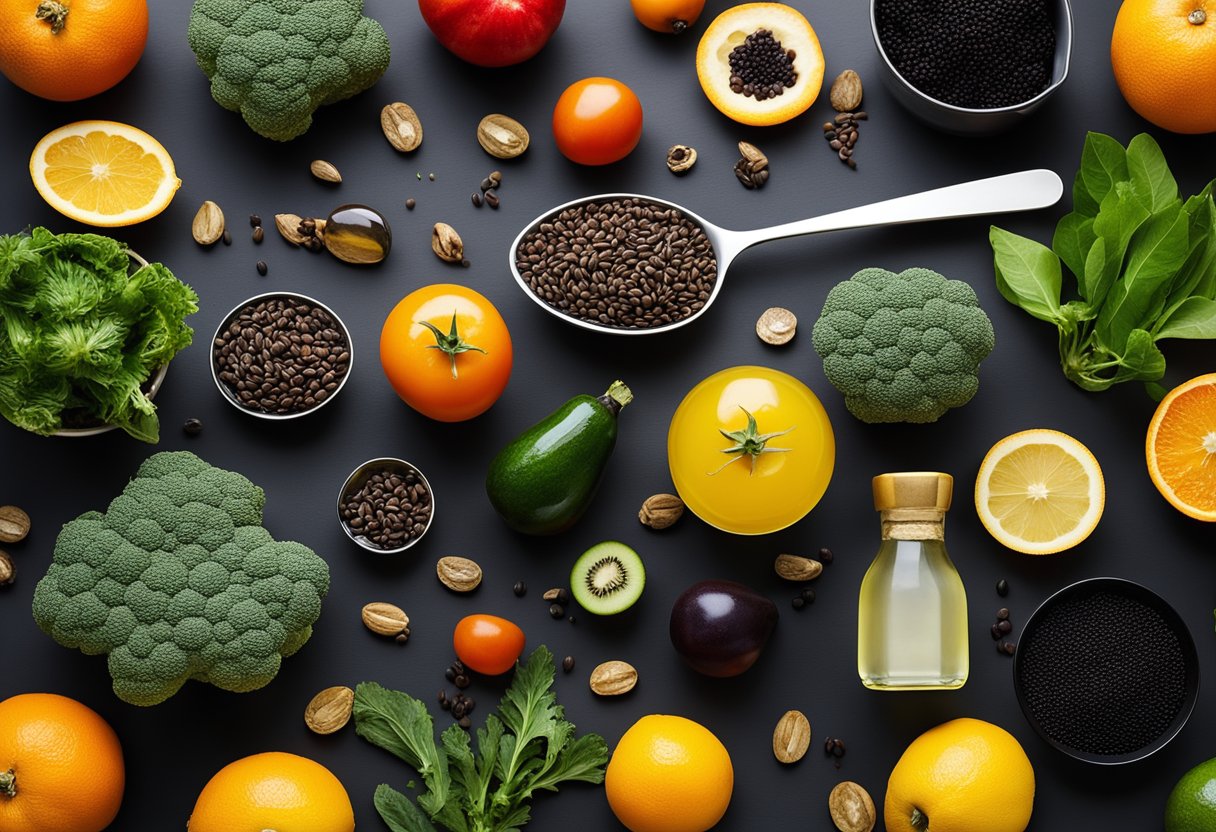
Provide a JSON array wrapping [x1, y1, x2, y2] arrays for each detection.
[[35, 0, 68, 34], [0, 768, 15, 798], [910, 807, 929, 830], [709, 406, 794, 476], [417, 312, 486, 380]]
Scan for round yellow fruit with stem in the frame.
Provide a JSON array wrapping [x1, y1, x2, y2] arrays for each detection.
[[974, 428, 1105, 554], [187, 752, 354, 832], [30, 120, 180, 227], [886, 718, 1034, 832], [605, 714, 733, 832], [1147, 373, 1216, 521]]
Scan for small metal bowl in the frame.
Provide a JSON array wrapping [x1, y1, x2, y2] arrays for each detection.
[[869, 0, 1073, 135], [1013, 577, 1199, 764], [337, 457, 435, 554], [211, 291, 353, 420]]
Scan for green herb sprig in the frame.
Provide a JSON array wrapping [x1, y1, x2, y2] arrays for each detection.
[[353, 646, 608, 832], [990, 132, 1216, 394]]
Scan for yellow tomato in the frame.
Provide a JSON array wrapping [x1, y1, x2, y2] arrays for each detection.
[[667, 366, 834, 534]]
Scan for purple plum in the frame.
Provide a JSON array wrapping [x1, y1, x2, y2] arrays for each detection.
[[670, 579, 778, 677]]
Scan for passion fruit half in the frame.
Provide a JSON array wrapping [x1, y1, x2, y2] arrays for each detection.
[[696, 3, 825, 126]]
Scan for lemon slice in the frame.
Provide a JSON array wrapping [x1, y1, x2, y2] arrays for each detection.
[[30, 121, 180, 227], [975, 429, 1105, 555], [1147, 373, 1216, 522]]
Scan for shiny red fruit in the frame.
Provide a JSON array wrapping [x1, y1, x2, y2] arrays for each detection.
[[453, 614, 526, 675], [418, 0, 565, 67]]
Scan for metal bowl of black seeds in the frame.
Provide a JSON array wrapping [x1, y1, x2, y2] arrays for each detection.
[[211, 292, 353, 420], [338, 457, 435, 553], [1013, 577, 1198, 765], [870, 0, 1073, 134]]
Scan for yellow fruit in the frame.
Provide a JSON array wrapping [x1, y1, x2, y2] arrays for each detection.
[[187, 752, 355, 832], [605, 714, 733, 832], [974, 428, 1105, 555], [30, 120, 180, 227], [885, 717, 1035, 832], [695, 3, 824, 126], [1147, 373, 1216, 521]]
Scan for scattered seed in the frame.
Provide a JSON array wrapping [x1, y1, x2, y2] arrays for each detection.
[[666, 144, 697, 175], [191, 200, 225, 246], [406, 198, 416, 210], [472, 192, 483, 207], [589, 660, 638, 696], [256, 260, 268, 276], [997, 607, 1010, 621], [997, 578, 1009, 597], [801, 588, 816, 603], [991, 623, 1003, 640], [428, 173, 435, 181], [252, 226, 264, 243], [182, 418, 203, 437], [818, 547, 835, 565], [484, 190, 500, 209], [542, 588, 569, 604], [250, 214, 262, 228], [513, 581, 527, 597], [310, 159, 342, 184], [549, 603, 565, 619], [1001, 641, 1017, 656], [562, 655, 575, 673], [772, 709, 812, 764], [222, 230, 232, 246], [997, 619, 1013, 634], [792, 596, 805, 610]]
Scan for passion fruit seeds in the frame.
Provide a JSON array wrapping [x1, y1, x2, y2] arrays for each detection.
[[727, 29, 798, 101]]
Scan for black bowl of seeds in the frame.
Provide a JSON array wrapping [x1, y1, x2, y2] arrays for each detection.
[[211, 292, 353, 419], [870, 0, 1073, 134], [1013, 577, 1199, 765], [338, 457, 435, 553]]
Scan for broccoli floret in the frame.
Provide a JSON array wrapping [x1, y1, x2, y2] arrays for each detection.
[[812, 267, 996, 423], [32, 451, 330, 706], [187, 0, 391, 141]]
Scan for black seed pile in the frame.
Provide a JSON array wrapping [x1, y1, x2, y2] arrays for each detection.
[[340, 467, 432, 550], [1017, 589, 1188, 756], [875, 0, 1055, 109], [728, 29, 798, 101], [516, 198, 718, 330], [214, 297, 350, 415]]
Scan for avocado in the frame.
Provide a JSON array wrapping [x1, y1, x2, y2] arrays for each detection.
[[486, 381, 633, 535]]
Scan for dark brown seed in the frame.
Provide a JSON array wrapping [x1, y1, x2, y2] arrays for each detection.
[[549, 604, 564, 619], [997, 608, 1010, 621], [801, 588, 816, 603], [1002, 641, 1017, 656], [458, 716, 471, 729], [454, 674, 470, 689], [823, 122, 835, 131], [997, 579, 1009, 597], [991, 623, 1003, 640], [489, 170, 502, 186], [854, 111, 868, 120], [182, 418, 203, 436], [846, 158, 857, 170], [439, 691, 450, 709], [472, 193, 482, 207], [252, 226, 264, 243], [792, 596, 805, 610], [480, 177, 494, 191], [832, 739, 846, 757], [250, 214, 262, 228], [818, 547, 834, 565], [997, 620, 1013, 635], [513, 581, 526, 597], [562, 656, 575, 672], [428, 173, 435, 181], [222, 230, 232, 246], [406, 198, 416, 210], [256, 260, 268, 276], [484, 190, 500, 209], [830, 139, 843, 150]]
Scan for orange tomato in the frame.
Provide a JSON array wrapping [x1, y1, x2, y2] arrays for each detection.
[[453, 614, 526, 675], [552, 77, 644, 165], [0, 0, 148, 101], [630, 0, 706, 33], [0, 693, 125, 832], [380, 284, 513, 422]]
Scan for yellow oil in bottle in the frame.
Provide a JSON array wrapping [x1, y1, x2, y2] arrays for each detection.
[[858, 472, 968, 690]]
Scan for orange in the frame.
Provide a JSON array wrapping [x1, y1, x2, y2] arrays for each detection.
[[0, 0, 147, 101], [1111, 0, 1216, 134], [885, 718, 1034, 832], [187, 752, 354, 832], [0, 692, 125, 832], [631, 0, 706, 33], [605, 714, 733, 832], [30, 120, 181, 227], [1147, 373, 1216, 520]]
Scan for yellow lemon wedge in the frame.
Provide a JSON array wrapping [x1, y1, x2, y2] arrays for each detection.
[[1147, 373, 1216, 522], [30, 120, 180, 227], [975, 428, 1105, 555]]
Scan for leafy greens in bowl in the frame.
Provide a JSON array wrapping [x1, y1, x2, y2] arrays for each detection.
[[0, 228, 198, 442]]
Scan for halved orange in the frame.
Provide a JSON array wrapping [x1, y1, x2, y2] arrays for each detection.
[[696, 3, 824, 126], [1147, 373, 1216, 521], [30, 120, 180, 227]]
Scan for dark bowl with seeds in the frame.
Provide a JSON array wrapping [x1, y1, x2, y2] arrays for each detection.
[[211, 292, 353, 420], [338, 457, 435, 553], [870, 0, 1073, 134]]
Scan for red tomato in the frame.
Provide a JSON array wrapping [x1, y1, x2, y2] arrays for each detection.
[[453, 614, 526, 675], [552, 77, 643, 165], [380, 284, 513, 422]]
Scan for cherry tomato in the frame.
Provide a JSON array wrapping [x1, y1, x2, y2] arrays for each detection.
[[552, 77, 643, 165], [630, 0, 705, 33], [380, 284, 512, 422], [668, 366, 835, 535], [453, 614, 526, 675]]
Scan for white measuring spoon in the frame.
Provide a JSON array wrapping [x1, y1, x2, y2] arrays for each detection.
[[509, 168, 1063, 335]]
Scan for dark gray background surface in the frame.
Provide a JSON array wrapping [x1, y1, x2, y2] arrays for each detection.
[[1, 1, 1213, 829]]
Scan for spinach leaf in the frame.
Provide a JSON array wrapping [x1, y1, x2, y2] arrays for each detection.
[[1074, 132, 1129, 216], [1112, 329, 1167, 383], [1088, 183, 1151, 307], [1052, 212, 1096, 286], [1156, 297, 1216, 340], [375, 784, 441, 832], [1126, 133, 1179, 213], [990, 227, 1064, 322]]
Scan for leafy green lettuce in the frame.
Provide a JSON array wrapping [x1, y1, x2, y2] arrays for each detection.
[[991, 133, 1216, 393], [0, 228, 198, 441]]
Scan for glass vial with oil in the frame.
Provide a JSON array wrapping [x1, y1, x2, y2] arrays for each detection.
[[858, 472, 968, 690]]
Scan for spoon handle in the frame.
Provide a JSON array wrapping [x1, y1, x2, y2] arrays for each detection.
[[726, 169, 1063, 255]]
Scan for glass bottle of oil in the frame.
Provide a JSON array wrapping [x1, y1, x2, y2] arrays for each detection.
[[858, 472, 968, 690]]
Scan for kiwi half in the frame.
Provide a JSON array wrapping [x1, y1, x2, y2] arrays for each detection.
[[570, 541, 646, 615]]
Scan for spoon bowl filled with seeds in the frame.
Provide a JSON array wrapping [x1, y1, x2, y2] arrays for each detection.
[[510, 169, 1064, 336]]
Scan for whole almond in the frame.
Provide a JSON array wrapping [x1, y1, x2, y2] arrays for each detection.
[[381, 102, 423, 152], [589, 660, 638, 696], [773, 709, 812, 763], [0, 506, 30, 543], [774, 554, 823, 582], [828, 781, 876, 832], [432, 223, 465, 264], [437, 556, 482, 592], [829, 70, 864, 113], [361, 602, 410, 639], [191, 200, 225, 246], [639, 494, 685, 529], [310, 159, 342, 184], [477, 114, 530, 159], [304, 685, 355, 735], [275, 213, 307, 246]]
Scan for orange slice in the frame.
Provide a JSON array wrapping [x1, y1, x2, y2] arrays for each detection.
[[1147, 373, 1216, 521], [30, 120, 180, 227]]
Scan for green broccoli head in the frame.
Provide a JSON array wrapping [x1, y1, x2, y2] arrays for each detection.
[[187, 0, 391, 141], [812, 267, 996, 424], [32, 451, 330, 706]]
